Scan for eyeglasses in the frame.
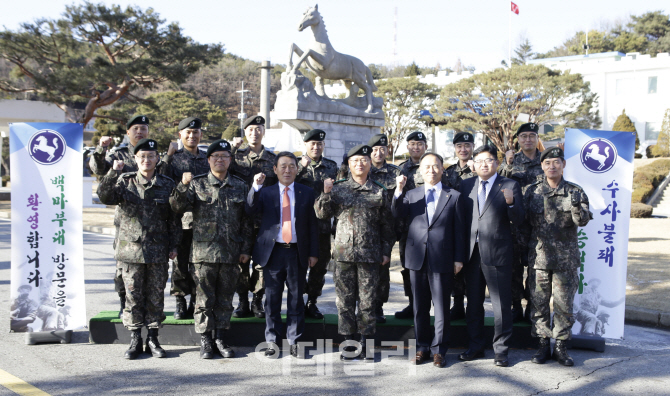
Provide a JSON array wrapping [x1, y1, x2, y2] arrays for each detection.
[[135, 155, 157, 162], [473, 158, 496, 165], [210, 155, 232, 161], [518, 133, 537, 141]]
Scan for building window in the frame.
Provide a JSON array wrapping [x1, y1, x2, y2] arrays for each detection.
[[648, 76, 657, 94], [646, 122, 660, 141]]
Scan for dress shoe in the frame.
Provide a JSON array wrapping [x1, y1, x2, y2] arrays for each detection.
[[494, 353, 509, 367], [145, 328, 166, 358], [433, 353, 446, 368], [200, 332, 214, 359], [251, 293, 265, 318], [394, 304, 413, 320], [265, 346, 277, 357], [214, 329, 235, 358], [233, 299, 251, 318], [118, 293, 126, 319], [411, 351, 431, 365], [531, 337, 551, 364], [450, 295, 466, 321], [186, 294, 195, 319], [290, 344, 305, 359], [512, 300, 524, 323], [553, 340, 574, 366], [173, 296, 187, 320], [459, 348, 485, 361], [374, 302, 386, 324], [124, 329, 142, 360], [305, 299, 324, 319]]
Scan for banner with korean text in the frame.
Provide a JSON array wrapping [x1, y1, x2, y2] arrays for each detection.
[[564, 128, 635, 340], [9, 122, 86, 332]]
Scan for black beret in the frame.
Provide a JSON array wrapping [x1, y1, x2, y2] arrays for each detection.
[[406, 131, 427, 142], [303, 129, 326, 142], [179, 117, 202, 131], [347, 144, 372, 159], [367, 134, 389, 147], [243, 115, 265, 130], [453, 132, 474, 144], [540, 146, 564, 162], [206, 139, 232, 157], [515, 122, 539, 137], [127, 115, 150, 129], [133, 138, 158, 154]]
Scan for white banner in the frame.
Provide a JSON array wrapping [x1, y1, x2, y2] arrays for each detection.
[[564, 128, 636, 339], [9, 123, 86, 332]]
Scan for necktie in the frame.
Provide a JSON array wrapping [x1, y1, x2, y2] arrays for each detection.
[[282, 186, 292, 243], [426, 188, 436, 224], [478, 180, 488, 216]]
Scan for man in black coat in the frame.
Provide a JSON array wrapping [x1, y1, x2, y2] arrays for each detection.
[[458, 145, 524, 367], [245, 152, 319, 358]]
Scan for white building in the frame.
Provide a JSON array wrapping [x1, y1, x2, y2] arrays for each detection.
[[528, 52, 670, 145]]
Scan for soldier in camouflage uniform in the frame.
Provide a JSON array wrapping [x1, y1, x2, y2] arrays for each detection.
[[170, 139, 253, 359], [91, 115, 166, 318], [97, 139, 181, 360], [294, 129, 338, 319], [160, 117, 210, 320], [521, 147, 592, 366], [444, 132, 477, 320], [230, 116, 277, 318], [315, 144, 394, 361], [367, 133, 401, 323], [498, 123, 545, 322]]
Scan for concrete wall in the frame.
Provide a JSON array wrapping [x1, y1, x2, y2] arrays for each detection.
[[0, 99, 66, 135]]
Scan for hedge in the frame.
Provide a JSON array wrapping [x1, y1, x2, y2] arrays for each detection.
[[632, 159, 670, 204]]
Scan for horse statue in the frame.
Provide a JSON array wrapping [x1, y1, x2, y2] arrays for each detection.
[[32, 135, 59, 161], [289, 4, 378, 113], [585, 144, 610, 170]]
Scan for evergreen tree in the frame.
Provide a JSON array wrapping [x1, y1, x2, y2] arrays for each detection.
[[612, 109, 640, 152], [652, 109, 670, 157]]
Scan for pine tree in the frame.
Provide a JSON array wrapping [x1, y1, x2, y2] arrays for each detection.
[[612, 109, 639, 152], [652, 109, 670, 157]]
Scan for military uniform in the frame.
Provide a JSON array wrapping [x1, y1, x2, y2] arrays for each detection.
[[499, 149, 544, 309], [10, 293, 38, 332], [315, 177, 395, 336], [522, 176, 592, 340], [295, 155, 338, 298], [230, 144, 276, 301], [97, 169, 181, 331], [160, 147, 210, 301], [170, 171, 253, 334]]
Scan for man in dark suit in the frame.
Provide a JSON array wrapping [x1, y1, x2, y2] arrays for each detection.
[[392, 153, 467, 368], [458, 145, 524, 367], [245, 152, 319, 358]]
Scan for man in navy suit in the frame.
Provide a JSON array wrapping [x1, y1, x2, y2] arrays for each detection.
[[458, 145, 524, 367], [392, 153, 467, 368], [245, 152, 319, 358]]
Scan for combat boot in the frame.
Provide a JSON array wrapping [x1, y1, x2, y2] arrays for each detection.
[[200, 331, 214, 359], [214, 329, 235, 358], [450, 295, 466, 320], [305, 297, 324, 319], [251, 293, 265, 318], [512, 300, 524, 323], [173, 296, 187, 320], [186, 294, 195, 319], [395, 295, 414, 320], [145, 328, 166, 358], [531, 337, 551, 364], [375, 301, 386, 324], [118, 293, 126, 319], [233, 298, 251, 318], [340, 335, 357, 361], [553, 339, 574, 366], [359, 335, 374, 362], [124, 329, 143, 360]]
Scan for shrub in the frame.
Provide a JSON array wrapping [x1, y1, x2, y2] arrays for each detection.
[[630, 203, 653, 218], [632, 159, 670, 203]]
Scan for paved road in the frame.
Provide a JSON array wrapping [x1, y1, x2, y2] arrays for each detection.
[[1, 218, 670, 395]]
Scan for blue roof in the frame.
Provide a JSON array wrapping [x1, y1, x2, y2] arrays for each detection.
[[527, 51, 625, 64]]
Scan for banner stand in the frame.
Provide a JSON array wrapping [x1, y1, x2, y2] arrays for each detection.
[[569, 334, 606, 352], [25, 330, 73, 345]]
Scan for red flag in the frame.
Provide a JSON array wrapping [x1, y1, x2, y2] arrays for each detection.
[[511, 2, 519, 14]]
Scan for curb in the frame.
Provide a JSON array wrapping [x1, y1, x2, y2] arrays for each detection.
[[625, 306, 670, 329], [83, 225, 116, 236]]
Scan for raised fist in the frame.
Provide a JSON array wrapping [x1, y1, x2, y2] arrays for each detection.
[[505, 150, 514, 165], [99, 136, 112, 148], [167, 142, 179, 156], [323, 178, 334, 193], [571, 190, 581, 207], [182, 172, 193, 185], [254, 172, 266, 186], [112, 160, 124, 171], [396, 175, 407, 191], [232, 137, 244, 149], [301, 155, 311, 168], [502, 188, 514, 205]]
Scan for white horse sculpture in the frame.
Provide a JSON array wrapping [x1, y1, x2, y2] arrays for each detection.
[[32, 136, 59, 161], [289, 4, 378, 113], [585, 144, 610, 170]]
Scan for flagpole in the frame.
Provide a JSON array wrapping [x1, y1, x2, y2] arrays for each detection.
[[508, 5, 511, 67]]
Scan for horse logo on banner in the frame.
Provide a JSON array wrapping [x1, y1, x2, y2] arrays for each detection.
[[28, 130, 67, 165], [580, 138, 617, 173]]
